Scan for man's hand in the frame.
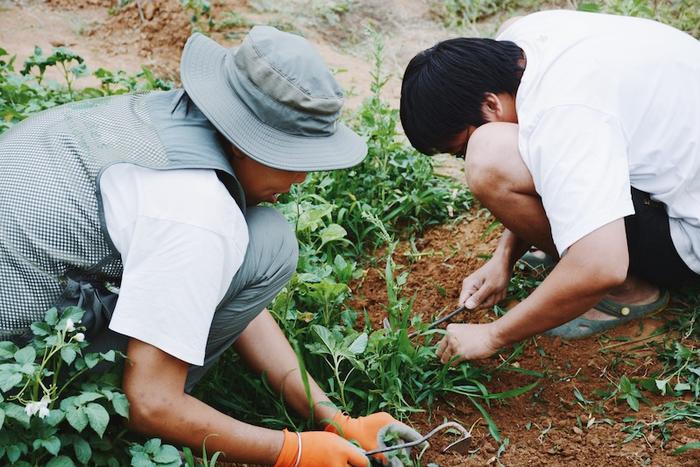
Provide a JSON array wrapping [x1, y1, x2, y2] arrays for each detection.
[[459, 256, 512, 310], [274, 429, 368, 467], [436, 322, 503, 364], [326, 412, 423, 464]]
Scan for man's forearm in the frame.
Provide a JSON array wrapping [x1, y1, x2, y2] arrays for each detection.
[[490, 226, 628, 346], [234, 310, 339, 426], [490, 257, 611, 345], [129, 390, 284, 464]]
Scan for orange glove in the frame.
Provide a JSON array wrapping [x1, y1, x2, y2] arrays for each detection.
[[273, 429, 369, 467], [325, 412, 424, 464]]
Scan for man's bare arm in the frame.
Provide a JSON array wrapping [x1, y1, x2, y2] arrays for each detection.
[[439, 219, 629, 362], [492, 218, 629, 344], [123, 339, 284, 465], [234, 309, 339, 425]]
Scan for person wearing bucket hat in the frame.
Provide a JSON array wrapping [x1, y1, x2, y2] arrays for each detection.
[[0, 26, 422, 466], [399, 10, 700, 360]]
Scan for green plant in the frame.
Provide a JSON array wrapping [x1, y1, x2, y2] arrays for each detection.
[[0, 307, 183, 465], [0, 47, 172, 135], [180, 0, 214, 32], [577, 0, 700, 38]]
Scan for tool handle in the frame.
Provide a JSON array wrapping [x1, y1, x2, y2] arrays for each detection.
[[408, 305, 466, 338]]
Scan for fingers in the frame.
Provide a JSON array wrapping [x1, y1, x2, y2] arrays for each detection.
[[464, 282, 495, 310], [439, 334, 456, 364], [436, 335, 448, 359], [345, 443, 370, 467], [459, 276, 482, 308]]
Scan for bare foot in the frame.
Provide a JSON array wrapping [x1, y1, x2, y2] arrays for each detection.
[[579, 275, 660, 321]]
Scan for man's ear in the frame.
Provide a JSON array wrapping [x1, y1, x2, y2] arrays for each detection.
[[480, 93, 503, 121]]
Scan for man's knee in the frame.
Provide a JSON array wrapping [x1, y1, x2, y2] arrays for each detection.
[[244, 207, 299, 284], [465, 122, 522, 199]]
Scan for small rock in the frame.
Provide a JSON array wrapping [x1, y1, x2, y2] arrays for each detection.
[[573, 426, 584, 435], [143, 1, 157, 21]]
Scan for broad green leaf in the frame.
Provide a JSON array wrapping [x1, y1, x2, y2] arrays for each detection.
[[626, 395, 640, 412], [7, 444, 22, 463], [0, 371, 22, 392], [153, 444, 180, 463], [312, 325, 336, 353], [73, 436, 92, 464], [130, 451, 154, 467], [5, 402, 30, 427], [84, 352, 100, 369], [319, 223, 347, 247], [85, 402, 109, 437], [46, 456, 76, 467], [61, 346, 77, 365], [0, 342, 18, 360], [14, 346, 36, 364], [60, 307, 85, 325], [297, 272, 322, 283], [144, 438, 162, 454], [66, 407, 89, 432], [45, 307, 59, 325], [45, 409, 65, 426], [347, 333, 368, 355], [655, 379, 668, 395], [78, 391, 103, 404], [41, 435, 61, 455], [674, 382, 691, 392], [101, 350, 116, 362], [112, 393, 130, 418], [0, 407, 4, 430], [30, 321, 50, 336]]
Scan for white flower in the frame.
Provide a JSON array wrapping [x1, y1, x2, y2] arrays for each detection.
[[25, 396, 51, 419], [65, 319, 75, 332], [73, 332, 85, 342], [38, 405, 50, 419], [25, 401, 39, 417]]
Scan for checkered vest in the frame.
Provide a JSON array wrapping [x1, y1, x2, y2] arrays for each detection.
[[0, 90, 245, 339]]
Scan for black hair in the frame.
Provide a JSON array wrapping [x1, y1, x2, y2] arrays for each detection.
[[400, 38, 524, 155]]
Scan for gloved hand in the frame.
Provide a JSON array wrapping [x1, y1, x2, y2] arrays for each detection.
[[325, 412, 426, 466], [273, 428, 369, 467]]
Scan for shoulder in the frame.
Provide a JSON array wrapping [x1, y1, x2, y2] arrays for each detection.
[[121, 166, 247, 238]]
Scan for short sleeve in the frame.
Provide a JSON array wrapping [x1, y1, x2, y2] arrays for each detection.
[[108, 217, 246, 365], [522, 106, 635, 255], [101, 166, 248, 366]]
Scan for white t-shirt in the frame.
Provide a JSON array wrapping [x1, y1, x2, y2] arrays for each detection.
[[498, 11, 700, 270], [100, 164, 248, 365]]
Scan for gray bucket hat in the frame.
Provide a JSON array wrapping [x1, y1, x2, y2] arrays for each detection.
[[180, 27, 367, 172]]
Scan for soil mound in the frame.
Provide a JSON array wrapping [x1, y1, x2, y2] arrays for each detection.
[[87, 0, 192, 78]]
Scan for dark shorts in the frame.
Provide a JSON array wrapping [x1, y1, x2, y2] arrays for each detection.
[[625, 188, 700, 288]]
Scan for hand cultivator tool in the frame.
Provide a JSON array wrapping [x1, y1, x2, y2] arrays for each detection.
[[365, 421, 472, 459], [382, 305, 468, 337]]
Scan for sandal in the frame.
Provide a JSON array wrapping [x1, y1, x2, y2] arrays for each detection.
[[544, 289, 670, 339], [518, 250, 557, 273]]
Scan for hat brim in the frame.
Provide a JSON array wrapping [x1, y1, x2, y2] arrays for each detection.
[[180, 34, 367, 172]]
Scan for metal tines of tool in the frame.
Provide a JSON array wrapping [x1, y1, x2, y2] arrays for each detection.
[[364, 421, 472, 457]]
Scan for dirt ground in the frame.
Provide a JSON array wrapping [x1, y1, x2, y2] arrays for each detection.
[[353, 214, 700, 466], [1, 1, 698, 465]]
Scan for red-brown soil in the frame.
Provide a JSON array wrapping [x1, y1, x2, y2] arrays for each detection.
[[350, 212, 700, 466]]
